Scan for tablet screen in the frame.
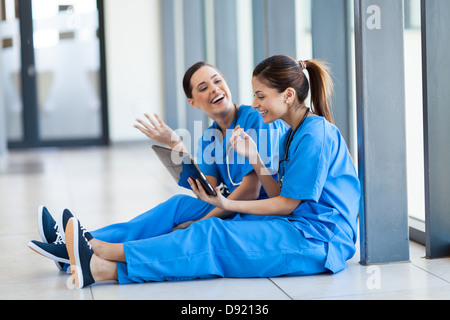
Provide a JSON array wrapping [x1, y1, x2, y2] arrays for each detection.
[[152, 145, 217, 197]]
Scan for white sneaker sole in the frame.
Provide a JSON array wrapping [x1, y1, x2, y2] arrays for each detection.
[[66, 218, 83, 289], [27, 241, 71, 265]]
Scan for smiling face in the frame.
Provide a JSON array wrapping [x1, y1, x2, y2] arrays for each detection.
[[252, 76, 290, 124], [187, 66, 233, 118]]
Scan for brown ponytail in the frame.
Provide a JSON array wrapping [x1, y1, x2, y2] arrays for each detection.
[[304, 60, 335, 124], [253, 55, 335, 124]]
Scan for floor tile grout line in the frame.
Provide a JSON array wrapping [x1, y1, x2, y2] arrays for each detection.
[[410, 261, 450, 285], [267, 278, 294, 300], [90, 286, 95, 300]]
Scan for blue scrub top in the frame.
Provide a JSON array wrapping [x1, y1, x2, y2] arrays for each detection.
[[280, 116, 361, 273], [196, 105, 287, 198]]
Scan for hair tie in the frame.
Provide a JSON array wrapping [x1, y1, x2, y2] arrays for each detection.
[[299, 60, 307, 71]]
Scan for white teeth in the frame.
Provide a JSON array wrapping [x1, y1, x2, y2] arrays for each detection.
[[260, 111, 268, 115], [212, 95, 224, 103]]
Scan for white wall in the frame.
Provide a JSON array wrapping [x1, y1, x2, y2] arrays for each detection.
[[104, 0, 164, 142]]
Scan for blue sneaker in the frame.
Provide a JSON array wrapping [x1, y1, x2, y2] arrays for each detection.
[[61, 209, 74, 232], [66, 217, 95, 289], [61, 209, 93, 241], [37, 206, 59, 244], [27, 241, 71, 266], [36, 206, 68, 271]]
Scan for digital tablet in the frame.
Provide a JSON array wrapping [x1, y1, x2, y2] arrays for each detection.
[[152, 145, 217, 197]]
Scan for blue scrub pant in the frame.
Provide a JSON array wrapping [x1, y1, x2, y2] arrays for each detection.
[[90, 195, 328, 284]]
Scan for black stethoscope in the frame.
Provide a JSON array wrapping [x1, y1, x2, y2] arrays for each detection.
[[278, 108, 310, 190]]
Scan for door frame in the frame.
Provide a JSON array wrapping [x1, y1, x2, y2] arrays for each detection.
[[8, 0, 109, 149]]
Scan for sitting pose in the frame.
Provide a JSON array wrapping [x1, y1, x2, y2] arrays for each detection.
[[27, 62, 286, 288], [190, 55, 361, 276]]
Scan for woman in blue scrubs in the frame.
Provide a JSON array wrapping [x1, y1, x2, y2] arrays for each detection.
[[190, 55, 361, 275], [62, 55, 360, 288]]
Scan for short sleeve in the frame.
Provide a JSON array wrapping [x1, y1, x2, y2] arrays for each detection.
[[280, 119, 330, 202]]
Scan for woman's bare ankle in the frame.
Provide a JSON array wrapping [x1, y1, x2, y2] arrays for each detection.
[[90, 254, 118, 282], [90, 239, 125, 262]]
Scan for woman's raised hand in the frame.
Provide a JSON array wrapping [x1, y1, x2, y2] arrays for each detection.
[[134, 113, 182, 150], [230, 126, 259, 163]]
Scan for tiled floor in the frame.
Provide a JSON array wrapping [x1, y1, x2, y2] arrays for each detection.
[[1, 143, 450, 300]]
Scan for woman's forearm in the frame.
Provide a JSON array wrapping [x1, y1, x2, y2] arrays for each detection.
[[223, 196, 301, 216], [169, 140, 189, 154], [189, 177, 300, 217]]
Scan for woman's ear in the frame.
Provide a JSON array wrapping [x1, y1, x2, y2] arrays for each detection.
[[284, 88, 296, 104], [187, 98, 199, 109]]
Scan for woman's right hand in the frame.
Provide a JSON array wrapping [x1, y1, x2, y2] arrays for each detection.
[[134, 113, 181, 149], [230, 126, 259, 162], [189, 178, 229, 210]]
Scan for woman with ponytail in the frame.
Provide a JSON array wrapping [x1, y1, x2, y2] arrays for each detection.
[[191, 55, 361, 275]]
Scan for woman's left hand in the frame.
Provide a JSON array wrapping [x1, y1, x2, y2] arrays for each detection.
[[188, 178, 228, 210]]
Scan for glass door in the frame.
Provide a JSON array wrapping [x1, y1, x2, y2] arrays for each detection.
[[1, 0, 108, 149], [1, 0, 23, 143]]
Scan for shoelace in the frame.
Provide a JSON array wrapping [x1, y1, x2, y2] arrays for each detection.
[[53, 222, 65, 245], [52, 220, 91, 250], [82, 227, 92, 250]]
